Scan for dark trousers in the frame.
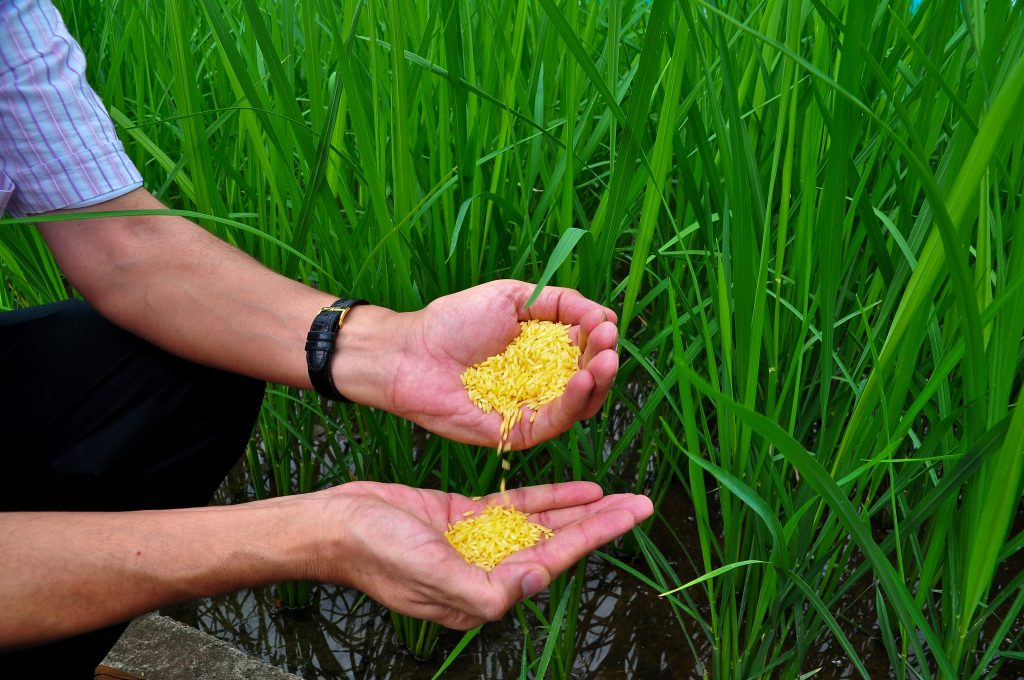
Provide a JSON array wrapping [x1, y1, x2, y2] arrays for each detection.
[[1, 300, 265, 676]]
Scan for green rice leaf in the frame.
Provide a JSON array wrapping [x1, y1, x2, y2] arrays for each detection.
[[430, 626, 482, 680], [682, 366, 956, 677], [660, 560, 767, 597], [523, 227, 588, 310]]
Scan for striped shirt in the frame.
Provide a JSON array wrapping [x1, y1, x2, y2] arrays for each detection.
[[0, 0, 142, 217]]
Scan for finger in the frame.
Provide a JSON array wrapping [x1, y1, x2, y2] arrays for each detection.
[[507, 481, 606, 512], [443, 500, 650, 620], [507, 339, 617, 447], [497, 506, 641, 579], [452, 481, 604, 517], [503, 367, 594, 450], [581, 348, 618, 419], [399, 555, 506, 628], [432, 548, 547, 624], [580, 319, 617, 367], [576, 308, 606, 356], [481, 559, 552, 612], [527, 493, 653, 531], [507, 282, 617, 326], [541, 368, 595, 438]]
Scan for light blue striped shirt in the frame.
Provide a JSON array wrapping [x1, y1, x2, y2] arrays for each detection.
[[0, 0, 142, 217]]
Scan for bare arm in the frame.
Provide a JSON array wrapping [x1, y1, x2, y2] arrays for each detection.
[[0, 482, 652, 650], [0, 496, 314, 650], [37, 188, 403, 407], [9, 189, 636, 649], [36, 188, 621, 449]]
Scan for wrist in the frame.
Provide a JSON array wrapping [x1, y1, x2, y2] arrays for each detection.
[[328, 304, 408, 411], [246, 495, 335, 584], [293, 485, 365, 587]]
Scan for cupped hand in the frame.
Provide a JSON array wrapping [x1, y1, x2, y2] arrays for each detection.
[[390, 280, 619, 449], [311, 481, 652, 630]]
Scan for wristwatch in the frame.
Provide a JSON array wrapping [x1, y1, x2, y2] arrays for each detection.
[[305, 298, 367, 401]]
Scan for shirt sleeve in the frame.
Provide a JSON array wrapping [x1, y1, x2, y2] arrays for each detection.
[[0, 0, 143, 217]]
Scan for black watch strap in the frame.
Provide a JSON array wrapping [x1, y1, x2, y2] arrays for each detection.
[[305, 298, 367, 402]]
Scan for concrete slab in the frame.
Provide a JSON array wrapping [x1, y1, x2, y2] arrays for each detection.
[[100, 613, 301, 680]]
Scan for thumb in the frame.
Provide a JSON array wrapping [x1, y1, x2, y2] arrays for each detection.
[[488, 560, 552, 606], [521, 568, 550, 600]]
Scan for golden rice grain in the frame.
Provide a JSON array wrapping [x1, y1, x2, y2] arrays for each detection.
[[460, 320, 581, 439], [445, 504, 554, 571], [461, 320, 580, 494]]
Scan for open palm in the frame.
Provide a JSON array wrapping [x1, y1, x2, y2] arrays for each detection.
[[389, 280, 619, 450], [318, 480, 652, 630]]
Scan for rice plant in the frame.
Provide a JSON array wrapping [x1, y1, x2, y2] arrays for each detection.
[[2, 0, 1023, 677]]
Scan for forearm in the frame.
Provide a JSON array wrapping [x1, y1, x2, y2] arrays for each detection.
[[0, 499, 315, 650], [37, 189, 407, 406]]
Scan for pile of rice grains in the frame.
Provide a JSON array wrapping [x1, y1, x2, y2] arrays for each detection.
[[446, 320, 581, 571], [444, 504, 555, 572]]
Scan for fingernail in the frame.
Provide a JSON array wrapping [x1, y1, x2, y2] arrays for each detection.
[[521, 570, 548, 600]]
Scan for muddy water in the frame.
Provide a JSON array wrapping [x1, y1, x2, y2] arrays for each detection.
[[163, 462, 1024, 679], [163, 491, 702, 678], [164, 552, 692, 679], [163, 461, 693, 679]]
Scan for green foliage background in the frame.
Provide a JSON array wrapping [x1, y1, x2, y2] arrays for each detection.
[[2, 0, 1023, 677]]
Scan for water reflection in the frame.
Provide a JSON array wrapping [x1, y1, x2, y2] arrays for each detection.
[[573, 558, 708, 678], [162, 465, 1024, 678], [163, 550, 685, 678]]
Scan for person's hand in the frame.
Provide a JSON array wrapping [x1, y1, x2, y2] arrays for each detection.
[[388, 280, 619, 450], [308, 481, 652, 630]]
